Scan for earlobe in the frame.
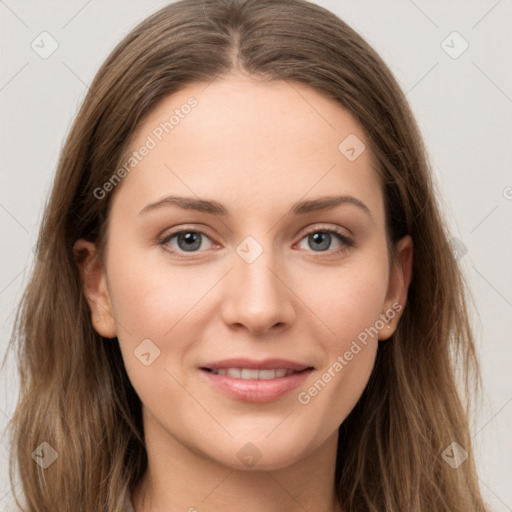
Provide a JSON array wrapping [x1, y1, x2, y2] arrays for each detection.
[[73, 239, 117, 339], [378, 235, 413, 341]]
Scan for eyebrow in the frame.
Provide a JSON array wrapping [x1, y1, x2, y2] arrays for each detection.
[[139, 194, 373, 220]]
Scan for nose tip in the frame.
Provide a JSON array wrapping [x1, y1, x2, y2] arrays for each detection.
[[220, 257, 295, 336]]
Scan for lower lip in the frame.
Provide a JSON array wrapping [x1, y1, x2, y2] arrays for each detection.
[[200, 368, 313, 403]]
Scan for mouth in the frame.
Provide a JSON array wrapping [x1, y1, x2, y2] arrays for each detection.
[[199, 359, 314, 402], [201, 367, 310, 379]]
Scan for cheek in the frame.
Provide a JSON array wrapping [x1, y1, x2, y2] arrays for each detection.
[[307, 261, 389, 345], [107, 251, 209, 339], [106, 258, 206, 401], [294, 258, 387, 414]]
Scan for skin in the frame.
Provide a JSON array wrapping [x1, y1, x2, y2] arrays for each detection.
[[75, 73, 413, 512]]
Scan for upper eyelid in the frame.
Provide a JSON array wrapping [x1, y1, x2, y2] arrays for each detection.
[[296, 222, 352, 238]]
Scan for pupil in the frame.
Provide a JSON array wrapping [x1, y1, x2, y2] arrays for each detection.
[[310, 232, 330, 251], [179, 232, 201, 251]]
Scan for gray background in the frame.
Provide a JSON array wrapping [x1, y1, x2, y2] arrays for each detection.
[[1, 0, 511, 510]]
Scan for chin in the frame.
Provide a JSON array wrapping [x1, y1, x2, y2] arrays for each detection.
[[204, 436, 314, 472]]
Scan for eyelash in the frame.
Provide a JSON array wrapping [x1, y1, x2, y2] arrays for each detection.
[[158, 225, 354, 260]]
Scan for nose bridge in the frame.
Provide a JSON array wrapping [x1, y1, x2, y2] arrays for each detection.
[[221, 234, 294, 334]]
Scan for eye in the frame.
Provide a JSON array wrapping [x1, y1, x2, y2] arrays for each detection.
[[296, 226, 353, 255], [159, 229, 216, 258], [158, 225, 354, 259]]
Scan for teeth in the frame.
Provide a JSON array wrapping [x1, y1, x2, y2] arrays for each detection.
[[241, 369, 259, 379], [226, 368, 241, 378], [209, 368, 296, 379], [259, 369, 287, 379]]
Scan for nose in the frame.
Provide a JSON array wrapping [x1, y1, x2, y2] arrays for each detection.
[[220, 246, 296, 336]]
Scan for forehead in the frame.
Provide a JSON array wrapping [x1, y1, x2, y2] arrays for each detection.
[[110, 75, 383, 222]]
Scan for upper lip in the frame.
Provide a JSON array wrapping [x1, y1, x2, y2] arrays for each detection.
[[201, 358, 313, 371]]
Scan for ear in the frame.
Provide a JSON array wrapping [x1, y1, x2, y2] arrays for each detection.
[[73, 239, 117, 339], [378, 234, 413, 340]]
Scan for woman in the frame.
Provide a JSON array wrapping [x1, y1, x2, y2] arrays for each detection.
[[5, 0, 489, 510]]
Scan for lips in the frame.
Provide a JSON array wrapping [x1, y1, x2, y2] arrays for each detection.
[[199, 358, 314, 402]]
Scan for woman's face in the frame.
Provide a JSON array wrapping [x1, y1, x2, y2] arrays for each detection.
[[77, 74, 412, 470]]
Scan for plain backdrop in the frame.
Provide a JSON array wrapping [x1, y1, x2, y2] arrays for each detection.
[[1, 0, 511, 510]]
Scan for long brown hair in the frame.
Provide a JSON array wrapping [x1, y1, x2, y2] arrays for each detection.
[[4, 0, 488, 510]]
